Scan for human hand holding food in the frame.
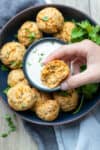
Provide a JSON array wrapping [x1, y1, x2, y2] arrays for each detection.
[[44, 40, 100, 90]]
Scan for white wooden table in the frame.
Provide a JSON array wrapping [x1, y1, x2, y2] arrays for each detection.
[[0, 0, 100, 149]]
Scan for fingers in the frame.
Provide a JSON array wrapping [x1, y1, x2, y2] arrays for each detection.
[[60, 69, 94, 90], [43, 42, 87, 64]]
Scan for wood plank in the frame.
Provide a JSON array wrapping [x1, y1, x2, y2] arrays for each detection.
[[52, 0, 90, 15], [0, 99, 38, 150], [89, 0, 100, 24]]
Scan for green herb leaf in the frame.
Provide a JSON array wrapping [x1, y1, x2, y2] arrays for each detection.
[[40, 53, 44, 56], [58, 91, 68, 97], [28, 32, 35, 42], [71, 28, 86, 39], [1, 64, 9, 71], [71, 20, 100, 45], [0, 114, 16, 138], [27, 62, 32, 66], [81, 84, 98, 99], [1, 133, 9, 138], [10, 61, 22, 68], [3, 87, 10, 95], [14, 34, 18, 39], [42, 16, 49, 21], [38, 57, 42, 63], [73, 95, 84, 114]]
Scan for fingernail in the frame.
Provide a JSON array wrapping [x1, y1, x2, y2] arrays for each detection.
[[60, 82, 69, 90]]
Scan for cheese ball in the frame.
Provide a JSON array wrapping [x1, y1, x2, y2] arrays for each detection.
[[31, 88, 51, 111], [53, 90, 78, 112], [0, 42, 26, 69], [18, 21, 43, 47], [36, 7, 64, 33], [35, 100, 60, 121], [7, 69, 28, 87], [7, 83, 36, 111], [54, 22, 75, 42], [41, 60, 70, 88]]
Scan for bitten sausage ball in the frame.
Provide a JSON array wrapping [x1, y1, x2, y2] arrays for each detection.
[[41, 60, 70, 88]]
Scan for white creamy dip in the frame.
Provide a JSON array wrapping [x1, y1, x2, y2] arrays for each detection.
[[25, 40, 64, 91]]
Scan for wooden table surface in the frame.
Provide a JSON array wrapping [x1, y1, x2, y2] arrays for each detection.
[[0, 0, 100, 150]]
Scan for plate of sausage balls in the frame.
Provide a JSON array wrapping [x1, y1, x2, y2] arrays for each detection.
[[0, 4, 100, 125]]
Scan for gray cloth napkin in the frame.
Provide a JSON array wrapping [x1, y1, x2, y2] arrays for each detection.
[[0, 1, 100, 150]]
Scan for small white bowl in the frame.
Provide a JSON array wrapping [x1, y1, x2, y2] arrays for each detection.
[[23, 37, 66, 92]]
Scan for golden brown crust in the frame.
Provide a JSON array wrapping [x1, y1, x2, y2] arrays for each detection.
[[53, 90, 78, 112], [7, 83, 35, 111], [54, 22, 75, 42], [35, 100, 60, 121], [7, 69, 28, 87], [0, 42, 26, 69], [41, 60, 70, 88], [36, 7, 64, 33], [18, 21, 43, 47], [31, 88, 51, 111]]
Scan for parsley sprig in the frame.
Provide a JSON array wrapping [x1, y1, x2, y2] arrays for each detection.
[[0, 114, 16, 138], [42, 16, 49, 21], [3, 86, 10, 95], [71, 20, 100, 45], [1, 64, 9, 71]]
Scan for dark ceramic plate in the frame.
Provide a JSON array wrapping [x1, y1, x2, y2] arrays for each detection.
[[0, 4, 100, 126]]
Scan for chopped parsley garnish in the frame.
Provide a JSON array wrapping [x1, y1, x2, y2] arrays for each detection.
[[58, 91, 68, 97], [3, 87, 10, 95], [10, 61, 18, 67], [40, 53, 44, 56], [1, 64, 9, 71], [28, 32, 35, 42], [21, 104, 27, 109], [38, 57, 42, 63], [14, 34, 18, 39], [72, 95, 84, 114], [0, 114, 16, 138], [27, 62, 32, 66], [25, 28, 30, 33], [42, 16, 49, 21], [10, 61, 22, 68]]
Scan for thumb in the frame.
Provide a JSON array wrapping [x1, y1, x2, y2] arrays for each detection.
[[60, 70, 94, 90]]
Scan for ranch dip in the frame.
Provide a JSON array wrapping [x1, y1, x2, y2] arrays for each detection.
[[25, 39, 64, 91]]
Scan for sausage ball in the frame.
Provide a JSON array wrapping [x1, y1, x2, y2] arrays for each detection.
[[0, 42, 26, 69], [41, 60, 70, 88], [35, 100, 60, 121], [36, 7, 64, 33], [18, 21, 43, 47], [31, 88, 51, 111], [54, 22, 75, 42], [53, 90, 78, 112], [7, 69, 28, 87], [7, 83, 36, 111]]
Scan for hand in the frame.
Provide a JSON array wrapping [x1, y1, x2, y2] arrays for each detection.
[[44, 40, 100, 90]]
